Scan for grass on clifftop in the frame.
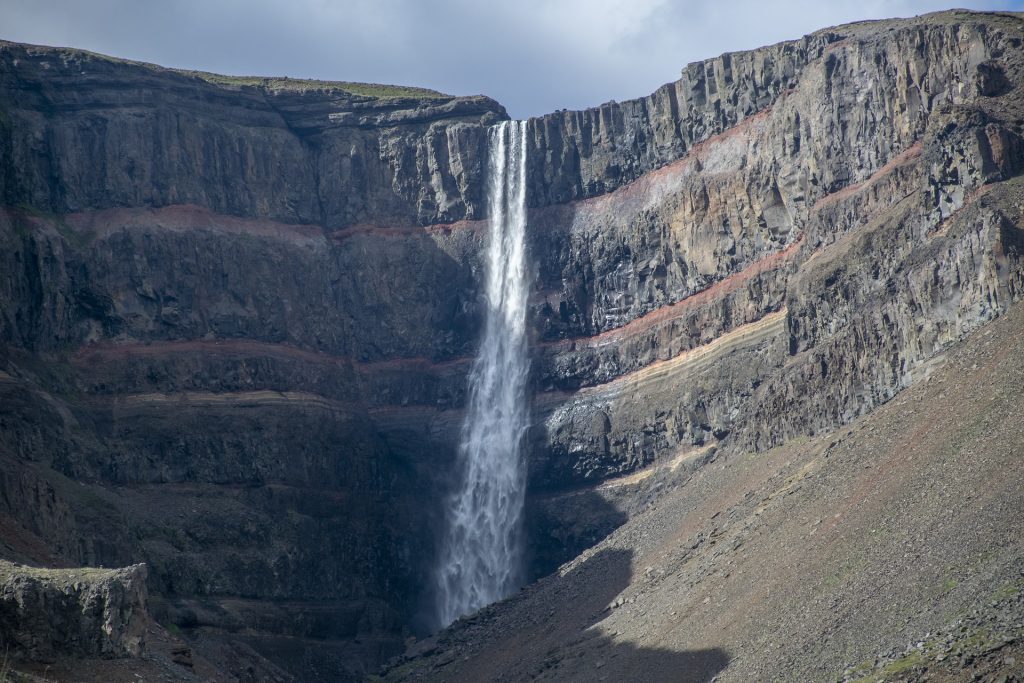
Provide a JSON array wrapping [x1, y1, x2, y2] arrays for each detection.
[[0, 559, 115, 583], [1, 40, 450, 101], [183, 71, 449, 99]]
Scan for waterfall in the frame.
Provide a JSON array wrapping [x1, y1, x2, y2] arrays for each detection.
[[434, 120, 530, 628]]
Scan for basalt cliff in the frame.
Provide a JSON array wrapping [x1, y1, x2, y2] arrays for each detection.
[[1, 9, 1023, 683]]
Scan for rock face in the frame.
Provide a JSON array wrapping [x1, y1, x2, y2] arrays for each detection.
[[0, 561, 147, 661], [525, 11, 1024, 490], [0, 9, 1022, 682], [0, 44, 499, 680], [0, 41, 505, 228]]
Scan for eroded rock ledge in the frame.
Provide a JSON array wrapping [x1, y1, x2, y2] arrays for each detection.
[[0, 561, 147, 661]]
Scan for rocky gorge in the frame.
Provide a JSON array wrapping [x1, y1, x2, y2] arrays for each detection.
[[0, 9, 1023, 682]]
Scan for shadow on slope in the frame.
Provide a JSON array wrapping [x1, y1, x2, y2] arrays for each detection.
[[384, 545, 729, 682]]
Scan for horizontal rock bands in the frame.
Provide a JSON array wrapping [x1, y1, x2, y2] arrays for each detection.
[[538, 309, 788, 406], [540, 237, 801, 351]]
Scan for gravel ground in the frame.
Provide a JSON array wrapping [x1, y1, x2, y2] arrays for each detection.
[[381, 302, 1024, 682]]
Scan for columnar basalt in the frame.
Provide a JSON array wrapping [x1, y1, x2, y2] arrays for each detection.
[[524, 12, 1024, 494]]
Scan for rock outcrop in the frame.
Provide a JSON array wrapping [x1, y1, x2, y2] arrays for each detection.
[[0, 561, 147, 661], [0, 9, 1022, 682]]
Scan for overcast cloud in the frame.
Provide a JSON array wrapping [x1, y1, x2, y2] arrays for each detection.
[[2, 0, 1021, 118]]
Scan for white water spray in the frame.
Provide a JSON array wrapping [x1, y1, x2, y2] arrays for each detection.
[[435, 120, 530, 628]]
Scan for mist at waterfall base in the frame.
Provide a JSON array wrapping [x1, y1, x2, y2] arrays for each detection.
[[433, 120, 531, 629]]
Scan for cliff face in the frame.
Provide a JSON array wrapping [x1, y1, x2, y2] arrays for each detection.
[[0, 41, 505, 229], [1, 10, 1023, 682], [0, 43, 502, 680]]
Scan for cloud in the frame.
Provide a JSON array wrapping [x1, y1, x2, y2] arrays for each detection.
[[1, 0, 1021, 118]]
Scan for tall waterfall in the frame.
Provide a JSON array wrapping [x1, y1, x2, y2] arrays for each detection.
[[435, 120, 531, 628]]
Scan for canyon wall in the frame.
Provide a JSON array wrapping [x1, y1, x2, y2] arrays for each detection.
[[0, 41, 501, 679], [0, 9, 1023, 681]]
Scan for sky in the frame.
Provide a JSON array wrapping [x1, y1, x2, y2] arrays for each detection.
[[1, 0, 1022, 119]]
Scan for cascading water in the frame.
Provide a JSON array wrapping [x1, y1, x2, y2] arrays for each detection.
[[434, 120, 531, 628]]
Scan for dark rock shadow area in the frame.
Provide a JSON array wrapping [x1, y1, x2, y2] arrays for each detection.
[[385, 541, 728, 681]]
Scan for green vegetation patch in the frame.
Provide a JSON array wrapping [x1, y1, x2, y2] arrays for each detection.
[[990, 582, 1020, 602], [880, 650, 925, 675], [0, 560, 114, 583], [183, 71, 449, 99], [7, 43, 450, 100], [847, 651, 925, 683]]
